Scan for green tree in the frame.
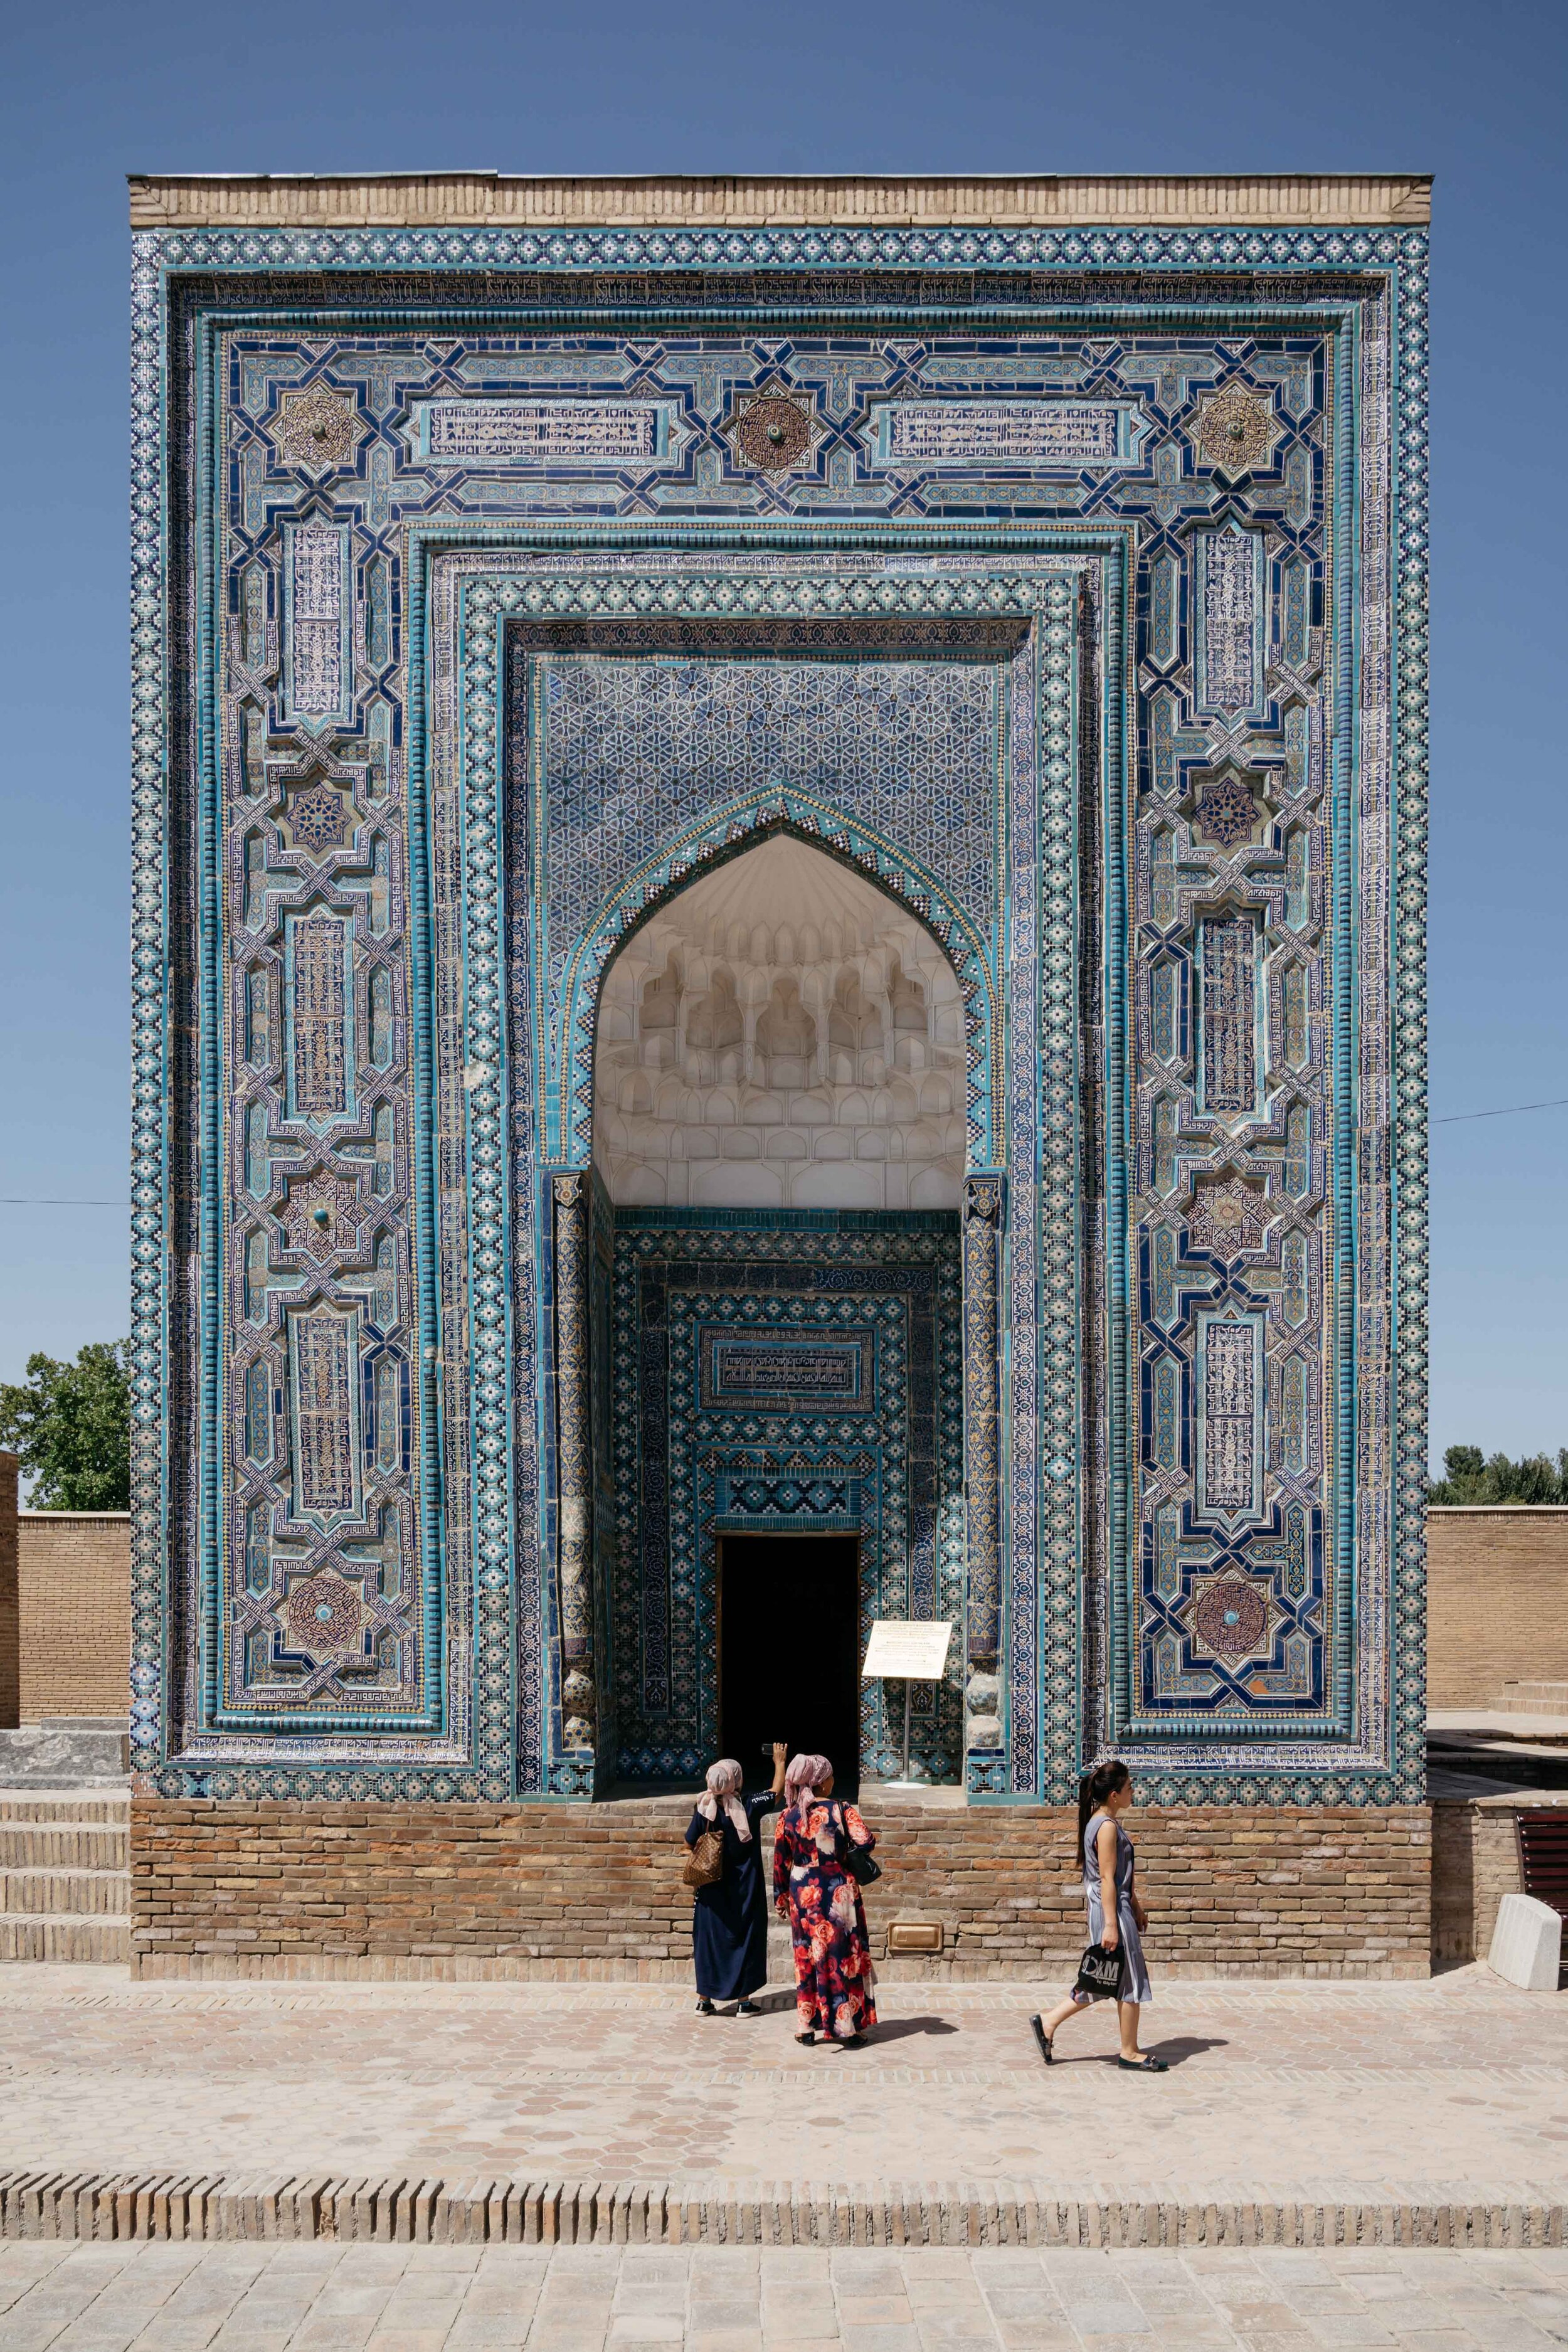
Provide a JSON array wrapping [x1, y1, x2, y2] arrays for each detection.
[[0, 1341, 132, 1510], [1428, 1441, 1568, 1506]]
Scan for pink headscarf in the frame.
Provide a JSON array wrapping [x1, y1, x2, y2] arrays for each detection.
[[783, 1752, 832, 1812], [696, 1757, 751, 1840]]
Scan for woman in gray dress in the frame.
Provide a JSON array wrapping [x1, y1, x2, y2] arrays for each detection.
[[1029, 1759, 1167, 2072]]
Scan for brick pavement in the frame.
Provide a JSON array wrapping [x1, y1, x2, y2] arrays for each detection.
[[3, 2242, 1568, 2349], [0, 1964, 1564, 2249]]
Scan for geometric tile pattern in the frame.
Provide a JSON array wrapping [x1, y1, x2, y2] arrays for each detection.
[[131, 225, 1426, 1809], [536, 649, 1002, 1161], [487, 580, 1068, 1798], [516, 632, 1011, 1168], [608, 1214, 965, 1786]]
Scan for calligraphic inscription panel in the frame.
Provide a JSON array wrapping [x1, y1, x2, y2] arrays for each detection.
[[1196, 527, 1264, 716], [288, 1304, 361, 1524], [285, 524, 348, 724], [286, 911, 351, 1124], [702, 1334, 874, 1412], [868, 400, 1135, 467], [411, 398, 679, 467]]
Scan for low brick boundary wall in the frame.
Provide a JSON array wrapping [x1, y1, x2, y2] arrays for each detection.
[[0, 1455, 17, 1730], [16, 1510, 131, 1720], [1427, 1506, 1568, 1708], [1431, 1788, 1563, 1967], [130, 1798, 1431, 1979], [0, 2168, 1556, 2249]]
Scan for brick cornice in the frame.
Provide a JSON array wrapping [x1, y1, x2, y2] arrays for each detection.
[[127, 171, 1432, 232], [1426, 1505, 1568, 1516]]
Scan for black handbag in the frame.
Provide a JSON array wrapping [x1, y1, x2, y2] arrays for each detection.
[[1074, 1939, 1126, 2001], [833, 1802, 882, 1886]]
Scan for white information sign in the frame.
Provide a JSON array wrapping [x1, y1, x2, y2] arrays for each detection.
[[862, 1619, 954, 1681]]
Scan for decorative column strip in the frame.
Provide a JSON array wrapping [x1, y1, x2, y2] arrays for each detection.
[[552, 1170, 595, 1749], [962, 1172, 1005, 1762]]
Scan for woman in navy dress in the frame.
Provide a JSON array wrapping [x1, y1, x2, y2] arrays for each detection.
[[685, 1746, 787, 2015]]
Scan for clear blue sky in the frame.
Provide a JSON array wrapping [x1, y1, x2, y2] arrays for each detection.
[[1, 0, 1562, 1472]]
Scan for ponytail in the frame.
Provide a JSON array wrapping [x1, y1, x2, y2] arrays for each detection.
[[1077, 1757, 1130, 1845]]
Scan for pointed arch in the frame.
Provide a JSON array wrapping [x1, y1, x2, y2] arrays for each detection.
[[549, 790, 1000, 1168]]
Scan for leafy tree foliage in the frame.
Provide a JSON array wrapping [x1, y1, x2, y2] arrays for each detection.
[[0, 1341, 132, 1510], [1428, 1442, 1568, 1505]]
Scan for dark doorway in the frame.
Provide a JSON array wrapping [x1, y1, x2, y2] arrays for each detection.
[[719, 1535, 861, 1798]]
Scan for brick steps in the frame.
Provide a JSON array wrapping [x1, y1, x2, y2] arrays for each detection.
[[0, 1790, 130, 1965], [0, 1825, 129, 1869], [2, 1868, 132, 1916], [1501, 1682, 1568, 1715], [0, 2168, 1559, 2249], [0, 1915, 131, 1961], [0, 1791, 130, 1822]]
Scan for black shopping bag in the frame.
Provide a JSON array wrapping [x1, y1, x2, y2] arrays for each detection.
[[1074, 1940, 1126, 2001]]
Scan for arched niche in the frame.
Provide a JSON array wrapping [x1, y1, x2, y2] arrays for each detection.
[[593, 834, 968, 1210]]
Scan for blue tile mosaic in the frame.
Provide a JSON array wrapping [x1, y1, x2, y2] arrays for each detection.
[[130, 230, 1427, 1808]]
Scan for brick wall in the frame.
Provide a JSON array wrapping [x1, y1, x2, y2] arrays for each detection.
[[1429, 1791, 1561, 1967], [130, 1798, 1431, 1980], [17, 1513, 131, 1720], [1427, 1507, 1568, 1707], [0, 1454, 17, 1730]]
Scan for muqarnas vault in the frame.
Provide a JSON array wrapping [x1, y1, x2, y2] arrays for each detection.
[[130, 172, 1429, 1826]]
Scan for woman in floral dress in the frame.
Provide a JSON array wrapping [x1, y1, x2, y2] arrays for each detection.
[[771, 1751, 878, 2046]]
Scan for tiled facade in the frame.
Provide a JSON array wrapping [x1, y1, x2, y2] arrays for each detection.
[[132, 175, 1428, 1816]]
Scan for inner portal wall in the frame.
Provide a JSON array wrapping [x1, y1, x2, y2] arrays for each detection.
[[602, 1211, 965, 1783]]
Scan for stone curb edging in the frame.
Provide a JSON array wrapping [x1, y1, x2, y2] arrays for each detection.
[[0, 2173, 1560, 2249]]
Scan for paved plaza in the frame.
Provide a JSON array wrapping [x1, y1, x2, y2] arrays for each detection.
[[4, 2241, 1568, 2349], [0, 1963, 1564, 2238]]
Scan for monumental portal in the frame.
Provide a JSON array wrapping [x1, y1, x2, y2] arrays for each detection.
[[129, 173, 1432, 1973]]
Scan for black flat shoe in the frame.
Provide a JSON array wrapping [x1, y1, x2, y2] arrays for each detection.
[[695, 1998, 715, 2015], [1029, 2014, 1054, 2065], [736, 2000, 762, 2016], [1117, 2053, 1167, 2072], [794, 2030, 815, 2045]]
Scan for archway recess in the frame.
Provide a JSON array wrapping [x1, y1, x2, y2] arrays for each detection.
[[592, 835, 967, 1210]]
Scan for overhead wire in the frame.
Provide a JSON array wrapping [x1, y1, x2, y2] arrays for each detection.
[[1, 1094, 1565, 1205]]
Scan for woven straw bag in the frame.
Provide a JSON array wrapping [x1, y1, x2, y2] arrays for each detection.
[[682, 1826, 724, 1889]]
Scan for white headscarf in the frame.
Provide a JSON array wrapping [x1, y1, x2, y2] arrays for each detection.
[[695, 1757, 751, 1841], [784, 1752, 832, 1812]]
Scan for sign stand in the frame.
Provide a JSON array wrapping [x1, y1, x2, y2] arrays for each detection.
[[861, 1619, 955, 1788]]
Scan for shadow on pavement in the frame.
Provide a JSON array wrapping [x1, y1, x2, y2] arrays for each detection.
[[864, 2015, 961, 2044], [1144, 2033, 1229, 2065]]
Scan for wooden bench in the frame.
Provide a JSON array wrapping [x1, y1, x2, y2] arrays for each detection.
[[1516, 1809, 1568, 1986]]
